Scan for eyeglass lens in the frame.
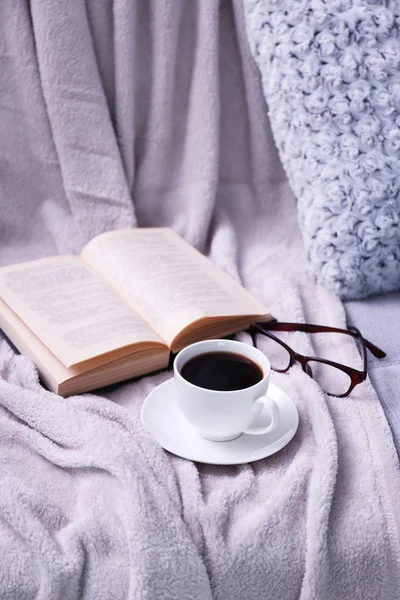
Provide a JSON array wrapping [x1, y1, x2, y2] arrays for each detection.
[[253, 330, 291, 372], [304, 360, 352, 396], [255, 328, 362, 396]]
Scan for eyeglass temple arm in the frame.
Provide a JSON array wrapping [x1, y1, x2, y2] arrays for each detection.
[[255, 321, 386, 358]]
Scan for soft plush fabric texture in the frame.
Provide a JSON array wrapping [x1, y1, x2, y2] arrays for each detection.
[[346, 290, 400, 455], [243, 0, 400, 300], [1, 1, 400, 599]]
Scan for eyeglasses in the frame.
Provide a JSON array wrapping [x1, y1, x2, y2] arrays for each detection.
[[247, 321, 386, 397]]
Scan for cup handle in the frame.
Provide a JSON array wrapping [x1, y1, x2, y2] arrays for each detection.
[[244, 396, 280, 435]]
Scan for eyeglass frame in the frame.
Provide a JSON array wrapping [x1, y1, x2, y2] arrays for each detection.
[[247, 321, 386, 398]]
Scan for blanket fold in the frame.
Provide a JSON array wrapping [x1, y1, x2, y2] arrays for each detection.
[[31, 0, 136, 242]]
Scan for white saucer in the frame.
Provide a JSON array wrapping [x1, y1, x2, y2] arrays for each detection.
[[141, 379, 299, 465]]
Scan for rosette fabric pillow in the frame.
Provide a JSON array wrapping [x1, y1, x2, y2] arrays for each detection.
[[243, 0, 400, 299]]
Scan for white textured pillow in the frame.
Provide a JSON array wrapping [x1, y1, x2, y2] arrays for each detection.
[[243, 0, 400, 299]]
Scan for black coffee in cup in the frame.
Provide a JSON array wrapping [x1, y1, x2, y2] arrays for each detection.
[[180, 351, 263, 391]]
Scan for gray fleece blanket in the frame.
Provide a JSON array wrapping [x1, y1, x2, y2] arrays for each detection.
[[1, 1, 400, 599]]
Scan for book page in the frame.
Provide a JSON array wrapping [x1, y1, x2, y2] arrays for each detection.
[[81, 228, 269, 347], [0, 256, 162, 368]]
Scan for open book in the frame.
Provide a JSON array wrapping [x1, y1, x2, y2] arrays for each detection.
[[0, 228, 271, 396]]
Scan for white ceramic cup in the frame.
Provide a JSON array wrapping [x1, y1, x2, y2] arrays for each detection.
[[174, 339, 280, 442]]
